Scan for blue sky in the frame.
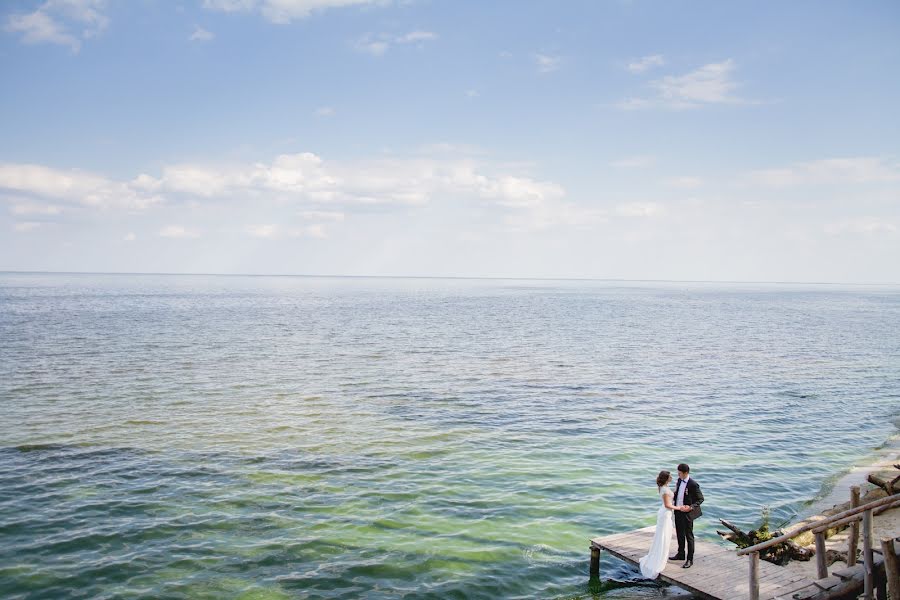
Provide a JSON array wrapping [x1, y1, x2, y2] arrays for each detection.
[[2, 0, 899, 282]]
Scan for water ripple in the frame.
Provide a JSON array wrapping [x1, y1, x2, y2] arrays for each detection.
[[1, 274, 899, 599]]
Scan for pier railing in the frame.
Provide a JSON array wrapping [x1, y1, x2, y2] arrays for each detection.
[[736, 488, 900, 600]]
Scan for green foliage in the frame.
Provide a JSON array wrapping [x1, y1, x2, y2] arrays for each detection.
[[733, 506, 774, 550], [758, 505, 771, 538]]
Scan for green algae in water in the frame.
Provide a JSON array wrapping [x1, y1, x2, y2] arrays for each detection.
[[1, 274, 899, 599]]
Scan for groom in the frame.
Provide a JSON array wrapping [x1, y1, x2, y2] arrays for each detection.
[[669, 463, 704, 569]]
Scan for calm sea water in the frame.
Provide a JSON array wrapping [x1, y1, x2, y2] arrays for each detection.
[[1, 273, 898, 600]]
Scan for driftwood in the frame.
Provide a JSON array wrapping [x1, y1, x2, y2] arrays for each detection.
[[722, 465, 900, 568], [824, 548, 857, 567], [867, 464, 900, 495], [715, 490, 890, 566], [717, 518, 813, 565]]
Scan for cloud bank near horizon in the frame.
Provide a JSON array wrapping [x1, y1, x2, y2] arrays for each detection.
[[1, 1, 898, 282]]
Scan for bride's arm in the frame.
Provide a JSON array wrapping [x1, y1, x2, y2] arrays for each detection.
[[662, 492, 676, 511]]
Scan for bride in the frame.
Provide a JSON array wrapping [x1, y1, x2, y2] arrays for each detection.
[[639, 470, 676, 579]]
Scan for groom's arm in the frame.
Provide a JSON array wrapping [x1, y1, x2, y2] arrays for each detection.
[[691, 481, 704, 508]]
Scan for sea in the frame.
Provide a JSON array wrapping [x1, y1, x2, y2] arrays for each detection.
[[1, 272, 898, 599]]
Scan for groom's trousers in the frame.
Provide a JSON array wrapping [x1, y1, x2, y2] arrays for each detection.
[[674, 512, 694, 560]]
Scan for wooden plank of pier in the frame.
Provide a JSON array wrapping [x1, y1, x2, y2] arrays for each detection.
[[591, 526, 818, 600]]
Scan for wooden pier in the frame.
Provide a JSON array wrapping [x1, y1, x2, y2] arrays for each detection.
[[590, 527, 816, 600], [590, 491, 900, 600]]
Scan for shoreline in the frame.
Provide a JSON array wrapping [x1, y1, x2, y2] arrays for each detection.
[[802, 432, 900, 519], [778, 431, 900, 582]]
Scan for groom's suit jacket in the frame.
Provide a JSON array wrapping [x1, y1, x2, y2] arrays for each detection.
[[674, 477, 704, 520]]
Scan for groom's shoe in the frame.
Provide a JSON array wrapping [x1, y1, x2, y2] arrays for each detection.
[[669, 554, 685, 561], [682, 559, 693, 569]]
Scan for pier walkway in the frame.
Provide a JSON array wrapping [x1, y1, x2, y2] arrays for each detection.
[[591, 491, 900, 600], [590, 526, 816, 600]]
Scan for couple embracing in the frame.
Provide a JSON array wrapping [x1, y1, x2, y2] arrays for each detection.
[[638, 463, 704, 579]]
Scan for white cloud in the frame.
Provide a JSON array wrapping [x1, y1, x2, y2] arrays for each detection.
[[202, 0, 256, 11], [203, 0, 385, 24], [303, 223, 327, 238], [9, 201, 63, 215], [0, 163, 163, 210], [396, 30, 436, 44], [13, 221, 42, 232], [159, 225, 200, 239], [157, 164, 233, 198], [627, 54, 664, 73], [748, 157, 900, 186], [246, 222, 331, 239], [4, 0, 109, 52], [500, 202, 606, 233], [183, 153, 580, 232], [298, 210, 344, 221], [124, 232, 136, 241], [655, 60, 739, 104], [2, 154, 567, 214], [0, 152, 583, 235], [5, 10, 79, 51], [610, 155, 655, 169], [314, 106, 335, 117], [247, 224, 279, 238], [615, 202, 664, 218], [619, 59, 746, 110], [189, 26, 214, 42], [356, 37, 388, 56], [615, 97, 653, 110], [465, 89, 479, 98], [824, 217, 897, 236], [534, 53, 561, 73], [354, 30, 437, 56], [666, 176, 703, 189], [480, 176, 564, 208]]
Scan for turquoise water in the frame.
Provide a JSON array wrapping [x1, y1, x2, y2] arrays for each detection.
[[1, 273, 898, 599]]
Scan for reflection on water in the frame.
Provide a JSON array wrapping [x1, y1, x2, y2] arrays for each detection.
[[1, 273, 898, 599]]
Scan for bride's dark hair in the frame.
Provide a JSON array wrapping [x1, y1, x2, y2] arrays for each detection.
[[656, 470, 671, 488]]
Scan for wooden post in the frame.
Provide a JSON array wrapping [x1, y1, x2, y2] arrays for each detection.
[[814, 530, 828, 579], [590, 546, 600, 579], [749, 551, 760, 600], [848, 485, 861, 567], [882, 537, 899, 600], [862, 508, 874, 600]]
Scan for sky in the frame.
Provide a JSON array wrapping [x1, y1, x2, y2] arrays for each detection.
[[1, 0, 899, 282]]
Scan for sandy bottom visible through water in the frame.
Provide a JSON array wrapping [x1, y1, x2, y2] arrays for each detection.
[[780, 436, 899, 583]]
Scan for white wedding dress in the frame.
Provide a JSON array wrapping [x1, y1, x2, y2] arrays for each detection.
[[639, 485, 675, 579]]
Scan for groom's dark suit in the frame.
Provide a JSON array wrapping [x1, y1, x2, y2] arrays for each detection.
[[673, 476, 704, 561]]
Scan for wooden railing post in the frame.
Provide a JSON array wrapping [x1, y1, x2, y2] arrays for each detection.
[[814, 530, 828, 579], [862, 508, 874, 600], [882, 537, 899, 600], [589, 546, 600, 579], [749, 551, 760, 600], [848, 485, 861, 566]]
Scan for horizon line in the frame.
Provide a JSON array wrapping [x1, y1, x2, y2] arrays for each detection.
[[1, 269, 898, 287]]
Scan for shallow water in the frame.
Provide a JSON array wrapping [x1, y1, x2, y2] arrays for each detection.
[[1, 273, 898, 599]]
